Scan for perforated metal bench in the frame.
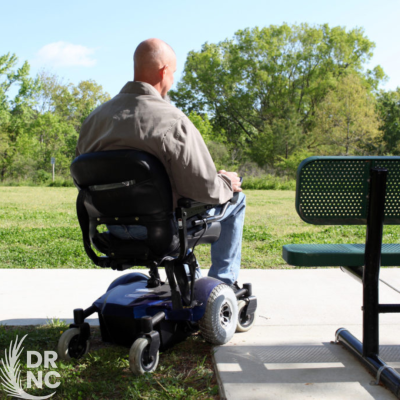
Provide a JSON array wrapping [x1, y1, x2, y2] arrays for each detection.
[[282, 156, 400, 397], [283, 157, 400, 267]]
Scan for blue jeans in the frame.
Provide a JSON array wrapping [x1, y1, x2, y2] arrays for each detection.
[[207, 192, 246, 285], [108, 192, 246, 285]]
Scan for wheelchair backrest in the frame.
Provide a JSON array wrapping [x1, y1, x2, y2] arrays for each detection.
[[71, 150, 173, 217], [70, 150, 177, 260]]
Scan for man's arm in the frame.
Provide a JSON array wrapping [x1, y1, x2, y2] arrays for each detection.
[[218, 170, 242, 193], [163, 116, 238, 205]]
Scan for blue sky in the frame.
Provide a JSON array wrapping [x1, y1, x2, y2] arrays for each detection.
[[1, 0, 399, 97]]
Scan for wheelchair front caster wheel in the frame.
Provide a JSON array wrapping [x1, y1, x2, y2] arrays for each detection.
[[57, 328, 90, 361], [129, 338, 159, 375], [236, 300, 256, 332]]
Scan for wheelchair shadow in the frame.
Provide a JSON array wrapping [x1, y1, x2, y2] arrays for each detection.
[[214, 342, 400, 399], [0, 318, 99, 326]]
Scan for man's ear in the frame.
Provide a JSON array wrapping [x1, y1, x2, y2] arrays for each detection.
[[160, 64, 168, 79]]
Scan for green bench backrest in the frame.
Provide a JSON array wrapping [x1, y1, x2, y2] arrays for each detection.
[[296, 156, 400, 225]]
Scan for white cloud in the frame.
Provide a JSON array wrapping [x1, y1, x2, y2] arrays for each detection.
[[35, 41, 97, 67]]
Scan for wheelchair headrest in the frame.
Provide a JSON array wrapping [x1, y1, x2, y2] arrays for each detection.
[[70, 150, 173, 217]]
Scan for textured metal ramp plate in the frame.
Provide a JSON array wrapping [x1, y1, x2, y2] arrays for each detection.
[[252, 345, 340, 364], [380, 345, 400, 363]]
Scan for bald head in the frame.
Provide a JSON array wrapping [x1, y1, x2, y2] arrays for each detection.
[[133, 39, 177, 97], [134, 38, 175, 75]]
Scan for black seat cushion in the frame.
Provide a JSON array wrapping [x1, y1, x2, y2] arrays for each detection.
[[92, 232, 150, 258]]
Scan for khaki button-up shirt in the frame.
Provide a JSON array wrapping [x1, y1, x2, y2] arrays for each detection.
[[76, 81, 233, 208]]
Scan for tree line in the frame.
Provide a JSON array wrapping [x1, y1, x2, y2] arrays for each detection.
[[0, 54, 110, 185], [1, 23, 400, 185], [171, 23, 400, 177]]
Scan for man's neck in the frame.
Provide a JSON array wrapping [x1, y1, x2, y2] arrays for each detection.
[[134, 76, 163, 96]]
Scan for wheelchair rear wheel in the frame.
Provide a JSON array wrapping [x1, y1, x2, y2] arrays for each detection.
[[199, 284, 238, 345]]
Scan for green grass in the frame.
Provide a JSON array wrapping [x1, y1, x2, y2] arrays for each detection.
[[1, 186, 400, 399], [0, 322, 218, 400], [2, 186, 400, 269]]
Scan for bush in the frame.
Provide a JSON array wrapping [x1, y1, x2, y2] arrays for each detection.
[[0, 176, 75, 187], [275, 150, 313, 178], [34, 169, 52, 184], [238, 161, 266, 177], [48, 178, 74, 187], [241, 175, 295, 190]]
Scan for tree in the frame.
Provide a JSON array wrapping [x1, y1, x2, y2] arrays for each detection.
[[0, 53, 40, 181], [26, 75, 111, 180], [312, 74, 381, 155], [170, 23, 384, 167], [187, 112, 214, 143], [71, 80, 111, 130], [27, 113, 78, 177], [378, 88, 400, 154], [0, 58, 111, 182], [36, 72, 111, 132]]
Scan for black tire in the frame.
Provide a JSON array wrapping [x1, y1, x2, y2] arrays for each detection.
[[57, 328, 90, 361], [199, 284, 238, 345], [236, 300, 256, 332], [129, 338, 159, 375]]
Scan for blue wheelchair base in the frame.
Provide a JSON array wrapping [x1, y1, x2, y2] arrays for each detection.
[[92, 272, 222, 350]]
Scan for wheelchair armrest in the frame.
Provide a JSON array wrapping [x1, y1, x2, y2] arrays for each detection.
[[191, 202, 230, 226], [175, 191, 240, 260], [177, 190, 240, 211], [178, 192, 239, 226], [177, 197, 213, 209]]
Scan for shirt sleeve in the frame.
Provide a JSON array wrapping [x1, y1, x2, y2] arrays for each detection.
[[162, 115, 233, 204]]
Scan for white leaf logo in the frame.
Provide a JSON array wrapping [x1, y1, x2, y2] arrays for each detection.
[[0, 335, 55, 399]]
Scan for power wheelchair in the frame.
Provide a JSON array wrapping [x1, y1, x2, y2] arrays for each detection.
[[57, 149, 257, 374]]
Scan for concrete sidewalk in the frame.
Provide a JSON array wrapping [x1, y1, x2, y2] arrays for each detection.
[[1, 268, 400, 399]]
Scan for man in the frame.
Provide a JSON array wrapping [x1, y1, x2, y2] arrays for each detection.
[[76, 38, 246, 288]]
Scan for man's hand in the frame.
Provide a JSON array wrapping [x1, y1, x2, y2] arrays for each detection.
[[219, 170, 243, 192]]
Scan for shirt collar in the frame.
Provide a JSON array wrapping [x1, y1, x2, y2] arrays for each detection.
[[120, 81, 162, 98]]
